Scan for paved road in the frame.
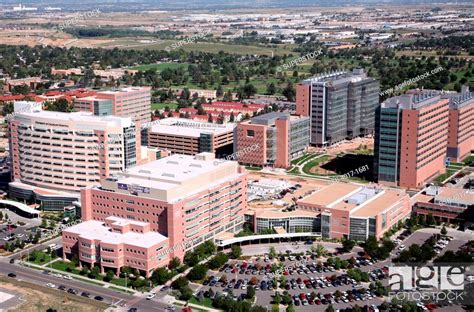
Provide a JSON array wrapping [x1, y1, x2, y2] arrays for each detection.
[[0, 258, 168, 312]]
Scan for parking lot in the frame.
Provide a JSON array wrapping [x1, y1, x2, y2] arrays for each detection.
[[192, 254, 388, 311]]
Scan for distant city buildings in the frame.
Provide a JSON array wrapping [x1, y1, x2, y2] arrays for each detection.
[[296, 68, 379, 146], [374, 90, 449, 189], [9, 102, 137, 210], [235, 112, 309, 168], [147, 118, 234, 158], [2, 77, 44, 93], [78, 152, 247, 262]]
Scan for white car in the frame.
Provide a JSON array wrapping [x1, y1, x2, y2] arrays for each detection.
[[17, 234, 24, 238], [63, 275, 72, 280], [146, 293, 156, 300], [241, 285, 247, 290], [46, 283, 56, 288], [398, 245, 406, 250]]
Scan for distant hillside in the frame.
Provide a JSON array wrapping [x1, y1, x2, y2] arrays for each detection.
[[1, 0, 471, 10]]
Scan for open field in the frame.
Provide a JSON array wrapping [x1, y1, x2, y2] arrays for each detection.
[[0, 277, 107, 312], [151, 102, 178, 111], [131, 62, 191, 71]]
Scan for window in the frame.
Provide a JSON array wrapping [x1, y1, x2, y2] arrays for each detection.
[[247, 130, 255, 137]]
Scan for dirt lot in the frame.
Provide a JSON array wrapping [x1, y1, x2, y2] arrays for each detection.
[[0, 278, 107, 312], [308, 137, 374, 156]]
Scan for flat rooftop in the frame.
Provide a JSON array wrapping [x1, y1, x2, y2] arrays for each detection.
[[299, 183, 408, 217], [97, 87, 149, 95], [381, 90, 447, 110], [299, 183, 360, 207], [122, 153, 231, 184], [64, 218, 167, 248], [103, 153, 244, 202], [416, 186, 474, 206], [14, 104, 132, 128], [149, 117, 234, 137]]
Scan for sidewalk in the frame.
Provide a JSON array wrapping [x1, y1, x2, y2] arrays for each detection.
[[20, 261, 138, 295], [174, 299, 221, 312]]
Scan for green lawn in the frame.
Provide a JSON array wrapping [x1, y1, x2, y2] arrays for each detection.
[[151, 102, 178, 111], [109, 286, 134, 294], [301, 155, 331, 175], [27, 251, 53, 265], [463, 155, 474, 165], [435, 169, 457, 183], [189, 297, 214, 308], [132, 62, 190, 71], [291, 153, 320, 166], [51, 260, 81, 275]]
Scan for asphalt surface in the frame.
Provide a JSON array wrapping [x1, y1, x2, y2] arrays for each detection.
[[0, 258, 168, 312], [194, 256, 388, 311]]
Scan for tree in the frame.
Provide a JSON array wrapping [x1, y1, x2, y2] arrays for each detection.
[[229, 245, 242, 259], [269, 246, 277, 258], [273, 291, 282, 304], [229, 112, 235, 122], [50, 248, 57, 259], [223, 91, 233, 102], [151, 267, 171, 285], [219, 274, 228, 283], [187, 264, 208, 281], [242, 83, 257, 98], [441, 225, 447, 235], [342, 238, 356, 252], [326, 304, 335, 312], [0, 211, 3, 220], [426, 213, 435, 226], [246, 285, 256, 299], [32, 232, 41, 244], [207, 113, 213, 123], [286, 304, 296, 312], [216, 85, 224, 97], [208, 252, 228, 270], [179, 286, 193, 301], [267, 82, 277, 95], [104, 270, 115, 282], [311, 244, 327, 258], [171, 276, 189, 290], [282, 82, 296, 101], [168, 257, 181, 270], [272, 304, 279, 312]]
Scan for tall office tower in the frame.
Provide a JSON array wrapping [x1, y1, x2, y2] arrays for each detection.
[[296, 68, 379, 146], [235, 112, 310, 168], [73, 87, 151, 125], [79, 152, 248, 261], [374, 90, 449, 189], [443, 86, 474, 162], [9, 102, 137, 210]]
